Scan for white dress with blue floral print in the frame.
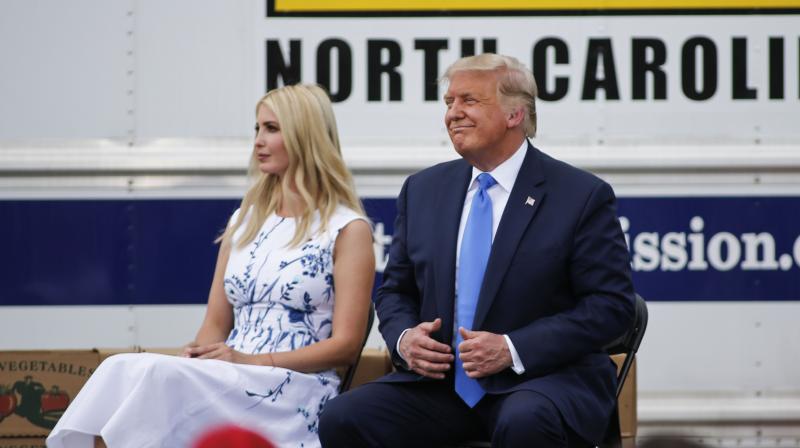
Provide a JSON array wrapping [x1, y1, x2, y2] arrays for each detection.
[[46, 206, 366, 448]]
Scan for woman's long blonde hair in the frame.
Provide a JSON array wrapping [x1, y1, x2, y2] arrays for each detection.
[[220, 84, 364, 248]]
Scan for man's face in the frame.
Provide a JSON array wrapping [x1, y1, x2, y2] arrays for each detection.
[[444, 70, 509, 160]]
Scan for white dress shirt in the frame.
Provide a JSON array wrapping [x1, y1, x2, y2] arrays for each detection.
[[398, 139, 529, 375], [455, 140, 527, 375]]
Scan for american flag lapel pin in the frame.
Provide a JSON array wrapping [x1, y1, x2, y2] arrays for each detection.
[[525, 196, 535, 206]]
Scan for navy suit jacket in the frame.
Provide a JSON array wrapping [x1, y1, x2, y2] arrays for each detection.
[[374, 143, 636, 443]]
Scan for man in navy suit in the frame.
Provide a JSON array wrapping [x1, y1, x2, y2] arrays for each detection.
[[320, 54, 635, 447]]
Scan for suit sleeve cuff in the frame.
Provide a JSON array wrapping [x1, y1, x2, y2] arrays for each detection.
[[504, 334, 525, 375]]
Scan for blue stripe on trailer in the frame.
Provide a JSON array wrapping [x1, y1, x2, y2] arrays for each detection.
[[2, 197, 798, 305]]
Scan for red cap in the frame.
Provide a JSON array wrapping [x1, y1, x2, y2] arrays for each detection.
[[192, 424, 276, 448]]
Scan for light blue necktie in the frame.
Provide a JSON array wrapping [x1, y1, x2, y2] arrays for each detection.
[[455, 172, 496, 407]]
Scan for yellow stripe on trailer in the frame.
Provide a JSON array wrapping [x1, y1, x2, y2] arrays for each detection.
[[274, 0, 800, 12]]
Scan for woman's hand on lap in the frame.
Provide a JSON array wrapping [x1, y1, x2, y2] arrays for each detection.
[[180, 342, 198, 358], [187, 342, 252, 364]]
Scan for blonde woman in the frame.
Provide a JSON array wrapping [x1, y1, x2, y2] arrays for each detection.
[[47, 84, 375, 448]]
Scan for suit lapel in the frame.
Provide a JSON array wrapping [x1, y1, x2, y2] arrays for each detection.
[[433, 161, 472, 347], [473, 144, 547, 330]]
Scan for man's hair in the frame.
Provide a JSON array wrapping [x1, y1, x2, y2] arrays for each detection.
[[443, 54, 538, 137]]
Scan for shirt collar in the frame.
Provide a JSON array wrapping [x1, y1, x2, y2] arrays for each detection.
[[468, 139, 528, 193]]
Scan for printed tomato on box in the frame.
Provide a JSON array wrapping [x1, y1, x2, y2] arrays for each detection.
[[40, 386, 69, 415], [0, 385, 17, 421]]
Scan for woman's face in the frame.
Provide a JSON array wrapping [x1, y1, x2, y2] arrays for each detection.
[[254, 104, 289, 176]]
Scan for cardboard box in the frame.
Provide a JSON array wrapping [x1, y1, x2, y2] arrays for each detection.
[[93, 347, 140, 363], [0, 348, 182, 441], [349, 348, 392, 389], [0, 351, 102, 437], [611, 353, 637, 438], [0, 437, 47, 448]]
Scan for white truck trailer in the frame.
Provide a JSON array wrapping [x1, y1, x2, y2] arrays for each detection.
[[1, 1, 799, 444]]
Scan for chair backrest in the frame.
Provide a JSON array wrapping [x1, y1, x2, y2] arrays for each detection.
[[604, 293, 649, 397], [338, 301, 376, 393]]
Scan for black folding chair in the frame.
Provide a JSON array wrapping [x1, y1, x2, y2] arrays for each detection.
[[338, 302, 376, 393], [600, 293, 649, 448], [454, 293, 648, 448]]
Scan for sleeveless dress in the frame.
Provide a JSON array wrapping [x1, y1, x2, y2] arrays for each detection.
[[46, 206, 367, 448]]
